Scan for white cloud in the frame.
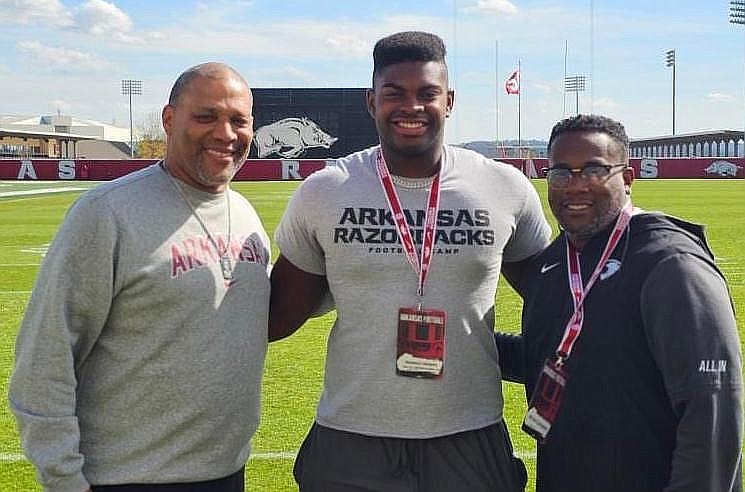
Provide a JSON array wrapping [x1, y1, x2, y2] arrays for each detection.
[[0, 0, 159, 45], [531, 82, 557, 94], [150, 20, 375, 61], [194, 0, 254, 11], [465, 0, 519, 15], [50, 99, 73, 114], [706, 92, 736, 103], [186, 0, 258, 32], [75, 0, 134, 42], [593, 97, 620, 110], [252, 66, 317, 85], [324, 35, 371, 59], [0, 0, 74, 27], [17, 41, 116, 73]]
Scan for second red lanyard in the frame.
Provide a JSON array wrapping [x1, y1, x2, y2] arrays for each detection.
[[556, 200, 633, 360]]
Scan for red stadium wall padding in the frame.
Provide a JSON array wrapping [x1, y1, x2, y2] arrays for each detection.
[[630, 157, 745, 178], [498, 157, 745, 179], [0, 159, 330, 181], [233, 159, 330, 180], [0, 157, 743, 181]]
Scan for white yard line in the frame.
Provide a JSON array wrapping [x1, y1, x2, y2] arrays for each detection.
[[249, 451, 297, 460], [0, 452, 25, 462], [0, 450, 537, 463], [0, 452, 299, 464], [0, 181, 96, 186], [0, 187, 87, 198], [515, 450, 537, 460]]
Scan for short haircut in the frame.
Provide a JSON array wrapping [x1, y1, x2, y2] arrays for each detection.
[[372, 31, 447, 84], [168, 62, 248, 106], [548, 114, 629, 161]]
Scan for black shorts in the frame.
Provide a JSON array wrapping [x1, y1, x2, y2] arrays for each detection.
[[293, 422, 527, 492], [90, 466, 244, 492]]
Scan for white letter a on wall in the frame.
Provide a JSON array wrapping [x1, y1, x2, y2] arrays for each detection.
[[17, 160, 38, 180]]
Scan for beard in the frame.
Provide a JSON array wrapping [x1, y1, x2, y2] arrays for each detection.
[[556, 190, 628, 243]]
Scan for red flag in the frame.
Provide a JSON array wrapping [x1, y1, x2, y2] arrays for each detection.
[[505, 69, 520, 95]]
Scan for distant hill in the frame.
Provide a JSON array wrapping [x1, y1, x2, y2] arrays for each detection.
[[458, 140, 548, 158]]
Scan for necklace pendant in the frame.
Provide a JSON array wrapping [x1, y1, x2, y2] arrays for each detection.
[[219, 255, 233, 281]]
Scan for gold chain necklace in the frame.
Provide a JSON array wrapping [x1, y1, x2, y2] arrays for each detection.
[[160, 161, 233, 281]]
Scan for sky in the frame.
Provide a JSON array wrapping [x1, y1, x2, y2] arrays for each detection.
[[1, 0, 744, 144]]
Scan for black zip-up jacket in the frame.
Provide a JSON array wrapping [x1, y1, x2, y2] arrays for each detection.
[[497, 212, 743, 492]]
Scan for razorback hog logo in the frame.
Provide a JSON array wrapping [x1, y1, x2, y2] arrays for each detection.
[[254, 117, 338, 158], [704, 160, 742, 177]]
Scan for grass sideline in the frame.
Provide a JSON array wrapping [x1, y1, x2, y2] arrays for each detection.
[[0, 178, 742, 491]]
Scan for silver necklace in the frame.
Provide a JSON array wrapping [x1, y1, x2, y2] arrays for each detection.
[[390, 173, 437, 189], [161, 161, 233, 281]]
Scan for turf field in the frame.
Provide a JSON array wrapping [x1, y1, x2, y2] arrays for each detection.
[[0, 178, 743, 491]]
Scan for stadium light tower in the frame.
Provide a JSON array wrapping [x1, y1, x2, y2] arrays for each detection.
[[731, 1, 745, 156], [121, 79, 143, 158], [564, 75, 586, 115], [665, 49, 676, 135]]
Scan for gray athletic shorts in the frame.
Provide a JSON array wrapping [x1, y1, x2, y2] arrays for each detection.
[[293, 421, 527, 492]]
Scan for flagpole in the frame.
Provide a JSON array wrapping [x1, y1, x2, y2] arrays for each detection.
[[590, 0, 594, 112], [518, 59, 522, 158], [504, 63, 520, 159], [453, 0, 459, 143], [495, 40, 500, 157], [563, 40, 568, 118]]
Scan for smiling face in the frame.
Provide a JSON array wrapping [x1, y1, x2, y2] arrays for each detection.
[[162, 69, 253, 193], [547, 130, 634, 248], [367, 60, 454, 177]]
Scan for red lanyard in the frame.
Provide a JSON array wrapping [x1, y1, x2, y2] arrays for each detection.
[[375, 149, 441, 298], [555, 201, 633, 362]]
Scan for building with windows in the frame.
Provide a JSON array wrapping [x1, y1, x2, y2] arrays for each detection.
[[0, 114, 132, 159], [629, 130, 743, 158], [463, 132, 745, 161]]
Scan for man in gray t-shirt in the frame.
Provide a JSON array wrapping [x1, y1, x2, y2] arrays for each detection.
[[270, 32, 551, 492]]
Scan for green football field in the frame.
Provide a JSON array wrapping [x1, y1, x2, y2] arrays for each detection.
[[0, 178, 743, 491]]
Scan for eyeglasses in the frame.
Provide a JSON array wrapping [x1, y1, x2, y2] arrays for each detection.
[[542, 164, 627, 187]]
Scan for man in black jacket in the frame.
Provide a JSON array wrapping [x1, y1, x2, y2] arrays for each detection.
[[497, 114, 743, 492]]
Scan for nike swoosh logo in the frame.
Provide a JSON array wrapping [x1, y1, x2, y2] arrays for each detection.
[[540, 262, 560, 274]]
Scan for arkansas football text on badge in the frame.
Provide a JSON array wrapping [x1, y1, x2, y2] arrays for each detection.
[[396, 308, 447, 378], [522, 357, 568, 442]]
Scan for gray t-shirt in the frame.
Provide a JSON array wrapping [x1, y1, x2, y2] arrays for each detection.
[[276, 145, 551, 438], [10, 163, 271, 490]]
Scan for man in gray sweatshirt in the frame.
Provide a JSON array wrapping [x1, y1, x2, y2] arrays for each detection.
[[9, 62, 270, 492]]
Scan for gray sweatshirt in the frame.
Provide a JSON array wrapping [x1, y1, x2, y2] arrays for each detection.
[[9, 163, 270, 491]]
